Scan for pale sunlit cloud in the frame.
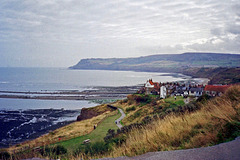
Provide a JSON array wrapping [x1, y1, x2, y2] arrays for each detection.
[[0, 0, 239, 67]]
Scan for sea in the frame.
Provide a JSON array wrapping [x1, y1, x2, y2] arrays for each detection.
[[0, 67, 186, 147], [0, 67, 187, 110]]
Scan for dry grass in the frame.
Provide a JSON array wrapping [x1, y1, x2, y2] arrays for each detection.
[[5, 86, 240, 159], [104, 85, 240, 158], [7, 104, 115, 153], [114, 96, 163, 125]]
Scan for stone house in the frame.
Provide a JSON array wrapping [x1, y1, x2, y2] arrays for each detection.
[[189, 88, 203, 97], [204, 85, 230, 96]]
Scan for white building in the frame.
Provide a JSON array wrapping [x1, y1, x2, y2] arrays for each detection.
[[160, 86, 167, 99], [145, 79, 154, 94]]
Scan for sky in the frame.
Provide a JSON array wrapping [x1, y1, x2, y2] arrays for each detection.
[[0, 0, 240, 67]]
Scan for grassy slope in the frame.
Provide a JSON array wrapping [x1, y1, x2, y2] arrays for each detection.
[[165, 96, 185, 106], [104, 86, 240, 157], [55, 110, 121, 151], [209, 68, 240, 84], [71, 53, 240, 70], [114, 94, 185, 126], [183, 67, 240, 84], [7, 104, 115, 153], [6, 86, 240, 159]]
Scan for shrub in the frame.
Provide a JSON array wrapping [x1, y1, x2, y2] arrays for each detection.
[[151, 100, 157, 106], [196, 94, 211, 104], [111, 135, 126, 146], [142, 116, 152, 124], [0, 151, 10, 160], [87, 141, 110, 155], [42, 145, 67, 156], [217, 121, 240, 143], [52, 145, 67, 155], [104, 129, 116, 142], [75, 142, 111, 156], [225, 86, 240, 102], [134, 95, 151, 103], [133, 110, 141, 118], [126, 106, 136, 112], [153, 106, 163, 113], [122, 99, 128, 103]]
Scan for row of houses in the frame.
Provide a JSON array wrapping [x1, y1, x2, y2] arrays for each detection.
[[142, 79, 230, 99]]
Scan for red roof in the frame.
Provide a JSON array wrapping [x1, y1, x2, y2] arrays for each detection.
[[149, 79, 154, 85], [149, 79, 160, 90], [204, 85, 230, 93]]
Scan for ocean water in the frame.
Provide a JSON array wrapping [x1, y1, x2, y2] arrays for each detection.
[[0, 67, 186, 147], [0, 67, 185, 110], [0, 98, 96, 110], [0, 67, 184, 91]]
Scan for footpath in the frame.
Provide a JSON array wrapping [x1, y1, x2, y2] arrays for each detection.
[[115, 108, 126, 129]]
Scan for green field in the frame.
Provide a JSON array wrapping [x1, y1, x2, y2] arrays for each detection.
[[165, 96, 185, 106], [55, 110, 121, 151]]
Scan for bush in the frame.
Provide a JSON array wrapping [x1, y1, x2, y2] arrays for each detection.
[[87, 141, 110, 155], [142, 116, 152, 124], [196, 94, 211, 104], [104, 129, 116, 142], [126, 106, 136, 112], [217, 121, 240, 143], [109, 135, 126, 146], [153, 106, 163, 113], [52, 145, 67, 155], [133, 110, 141, 118], [122, 99, 128, 103], [0, 151, 10, 160], [75, 141, 111, 156], [225, 86, 240, 102], [134, 95, 151, 103], [42, 145, 67, 156]]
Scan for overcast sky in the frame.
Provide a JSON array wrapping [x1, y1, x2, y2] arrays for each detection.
[[0, 0, 239, 67]]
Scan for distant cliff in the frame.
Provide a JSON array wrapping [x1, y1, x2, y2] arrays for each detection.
[[181, 67, 240, 84], [70, 52, 240, 84], [70, 52, 240, 73]]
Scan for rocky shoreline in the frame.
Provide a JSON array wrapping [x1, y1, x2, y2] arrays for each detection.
[[0, 109, 79, 148], [0, 86, 142, 148], [0, 86, 142, 101]]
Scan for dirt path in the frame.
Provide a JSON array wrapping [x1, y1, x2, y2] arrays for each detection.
[[115, 108, 126, 129], [99, 137, 240, 160]]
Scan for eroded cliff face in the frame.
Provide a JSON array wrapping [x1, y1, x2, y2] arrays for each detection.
[[77, 104, 117, 121], [77, 108, 102, 121]]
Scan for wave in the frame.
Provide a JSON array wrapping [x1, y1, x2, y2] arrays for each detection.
[[0, 81, 9, 84]]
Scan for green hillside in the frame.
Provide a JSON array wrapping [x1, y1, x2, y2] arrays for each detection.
[[70, 52, 240, 84], [70, 53, 240, 72]]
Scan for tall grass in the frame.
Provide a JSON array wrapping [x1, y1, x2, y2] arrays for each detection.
[[105, 85, 240, 157], [5, 86, 240, 159], [7, 104, 115, 153], [6, 109, 119, 159]]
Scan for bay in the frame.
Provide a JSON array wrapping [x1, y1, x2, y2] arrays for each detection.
[[0, 67, 186, 147], [0, 67, 186, 110]]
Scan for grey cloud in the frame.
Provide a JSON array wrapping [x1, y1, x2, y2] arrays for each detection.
[[0, 0, 239, 67], [185, 35, 240, 53], [211, 28, 224, 36], [227, 25, 240, 35]]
